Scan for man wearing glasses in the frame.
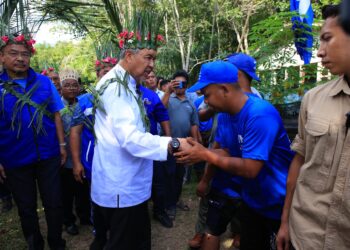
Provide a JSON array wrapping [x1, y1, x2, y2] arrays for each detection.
[[0, 34, 66, 250]]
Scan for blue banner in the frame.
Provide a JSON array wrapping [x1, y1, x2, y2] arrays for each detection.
[[290, 0, 314, 64]]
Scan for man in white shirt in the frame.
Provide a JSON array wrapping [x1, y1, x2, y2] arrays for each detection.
[[90, 13, 189, 250]]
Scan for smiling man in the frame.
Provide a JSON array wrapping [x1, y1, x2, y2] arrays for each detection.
[[276, 4, 350, 250], [174, 60, 294, 250], [90, 12, 190, 250]]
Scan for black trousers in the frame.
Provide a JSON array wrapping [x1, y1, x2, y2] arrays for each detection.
[[92, 201, 151, 250], [4, 157, 65, 250], [0, 182, 11, 199], [151, 160, 167, 215], [239, 203, 281, 250], [61, 168, 91, 226], [174, 163, 185, 205]]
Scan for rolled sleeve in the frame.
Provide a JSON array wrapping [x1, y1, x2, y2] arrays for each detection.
[[291, 94, 308, 157]]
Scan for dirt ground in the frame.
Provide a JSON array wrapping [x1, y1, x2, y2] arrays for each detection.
[[0, 182, 238, 250]]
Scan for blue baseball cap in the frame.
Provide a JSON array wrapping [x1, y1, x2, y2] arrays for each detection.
[[226, 53, 260, 82], [188, 60, 238, 92]]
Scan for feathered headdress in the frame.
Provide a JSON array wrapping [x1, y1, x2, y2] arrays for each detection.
[[0, 0, 42, 55], [41, 67, 56, 76], [94, 41, 119, 72], [115, 11, 165, 50]]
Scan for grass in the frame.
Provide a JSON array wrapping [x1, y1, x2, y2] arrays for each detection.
[[0, 171, 237, 250]]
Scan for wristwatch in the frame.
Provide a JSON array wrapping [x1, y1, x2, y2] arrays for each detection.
[[171, 138, 180, 152]]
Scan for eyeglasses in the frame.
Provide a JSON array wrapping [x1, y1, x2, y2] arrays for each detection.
[[6, 51, 31, 59], [62, 84, 79, 89]]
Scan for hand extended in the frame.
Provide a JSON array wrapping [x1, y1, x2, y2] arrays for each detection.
[[73, 162, 86, 183], [174, 137, 207, 165], [276, 221, 291, 250]]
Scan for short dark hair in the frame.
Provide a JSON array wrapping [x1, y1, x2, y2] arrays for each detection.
[[322, 4, 340, 20], [159, 79, 169, 88], [172, 70, 189, 83]]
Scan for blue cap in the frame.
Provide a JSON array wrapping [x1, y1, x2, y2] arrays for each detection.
[[188, 61, 238, 92], [226, 53, 260, 82]]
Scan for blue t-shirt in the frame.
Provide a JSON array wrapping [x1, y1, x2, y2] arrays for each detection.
[[216, 96, 294, 219], [140, 86, 169, 135], [71, 93, 95, 180], [0, 68, 64, 168], [212, 93, 260, 199], [213, 114, 242, 198], [194, 96, 213, 132]]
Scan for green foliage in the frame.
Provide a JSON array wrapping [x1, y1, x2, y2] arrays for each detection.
[[27, 0, 339, 103], [31, 38, 97, 84], [249, 10, 329, 104]]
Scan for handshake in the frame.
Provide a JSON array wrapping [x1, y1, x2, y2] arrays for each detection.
[[169, 137, 206, 165]]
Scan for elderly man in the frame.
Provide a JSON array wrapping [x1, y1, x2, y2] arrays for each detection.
[[90, 12, 189, 250], [59, 69, 91, 236], [0, 34, 66, 250], [276, 4, 350, 250]]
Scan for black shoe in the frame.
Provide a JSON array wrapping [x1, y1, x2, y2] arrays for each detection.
[[90, 238, 106, 250], [153, 212, 173, 228], [166, 208, 176, 221], [66, 224, 79, 235], [49, 239, 66, 250]]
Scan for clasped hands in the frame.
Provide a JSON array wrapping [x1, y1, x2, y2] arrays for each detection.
[[174, 138, 207, 165]]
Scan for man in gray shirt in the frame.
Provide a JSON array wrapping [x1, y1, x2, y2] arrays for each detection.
[[163, 70, 200, 219]]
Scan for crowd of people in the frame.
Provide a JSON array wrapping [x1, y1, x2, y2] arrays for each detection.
[[0, 3, 350, 250]]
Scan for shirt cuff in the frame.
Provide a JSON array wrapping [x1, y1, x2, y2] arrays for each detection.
[[291, 134, 305, 157], [159, 136, 172, 161]]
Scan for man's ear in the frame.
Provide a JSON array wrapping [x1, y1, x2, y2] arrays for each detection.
[[220, 84, 231, 94], [124, 49, 134, 63]]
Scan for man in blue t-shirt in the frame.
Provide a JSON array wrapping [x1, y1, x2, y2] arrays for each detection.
[[0, 36, 66, 249], [175, 61, 294, 250], [188, 53, 263, 249]]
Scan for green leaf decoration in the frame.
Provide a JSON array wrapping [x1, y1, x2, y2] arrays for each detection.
[[0, 80, 54, 138]]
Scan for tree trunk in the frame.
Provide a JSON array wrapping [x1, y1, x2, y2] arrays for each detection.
[[171, 0, 186, 70]]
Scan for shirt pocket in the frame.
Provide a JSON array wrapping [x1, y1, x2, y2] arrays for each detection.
[[302, 115, 338, 192]]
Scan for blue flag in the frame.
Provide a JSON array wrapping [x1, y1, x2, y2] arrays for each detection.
[[290, 0, 314, 64]]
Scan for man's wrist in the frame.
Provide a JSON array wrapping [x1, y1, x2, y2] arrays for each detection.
[[59, 142, 67, 147], [168, 138, 180, 153]]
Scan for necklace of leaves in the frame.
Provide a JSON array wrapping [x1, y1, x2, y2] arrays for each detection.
[[88, 70, 150, 134], [0, 79, 53, 138]]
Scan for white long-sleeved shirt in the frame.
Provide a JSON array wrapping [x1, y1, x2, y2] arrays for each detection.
[[91, 64, 171, 208]]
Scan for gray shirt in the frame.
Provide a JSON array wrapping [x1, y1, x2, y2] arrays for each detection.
[[168, 95, 199, 138]]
